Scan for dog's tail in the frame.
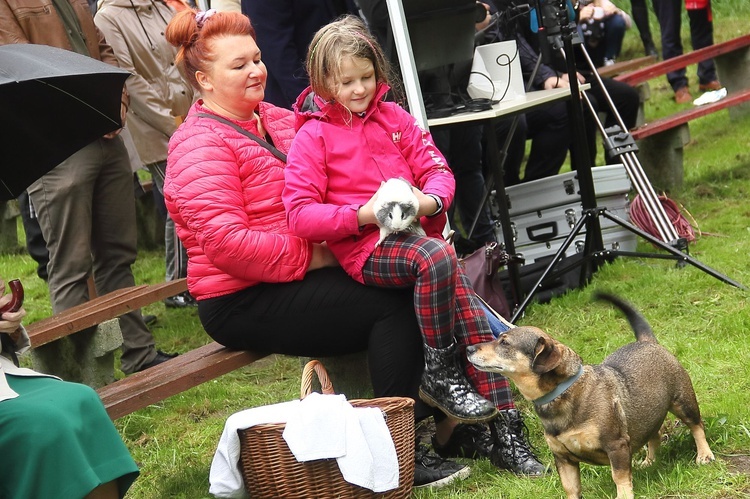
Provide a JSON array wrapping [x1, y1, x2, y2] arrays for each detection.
[[593, 292, 658, 343]]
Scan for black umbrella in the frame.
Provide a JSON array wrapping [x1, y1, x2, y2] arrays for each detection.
[[0, 44, 131, 200]]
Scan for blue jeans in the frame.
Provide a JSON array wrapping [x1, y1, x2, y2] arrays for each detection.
[[478, 297, 514, 337]]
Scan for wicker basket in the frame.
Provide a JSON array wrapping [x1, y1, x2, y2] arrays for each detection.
[[238, 360, 415, 498]]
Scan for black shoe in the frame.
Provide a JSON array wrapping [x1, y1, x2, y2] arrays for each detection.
[[142, 314, 157, 326], [164, 292, 197, 308], [413, 443, 471, 488], [419, 342, 498, 423], [432, 423, 494, 460], [135, 350, 178, 373], [489, 409, 548, 476]]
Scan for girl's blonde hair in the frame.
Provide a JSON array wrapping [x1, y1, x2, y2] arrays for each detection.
[[306, 15, 396, 102]]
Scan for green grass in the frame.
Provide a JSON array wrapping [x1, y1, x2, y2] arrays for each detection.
[[3, 3, 750, 497]]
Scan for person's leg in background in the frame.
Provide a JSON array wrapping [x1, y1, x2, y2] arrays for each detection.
[[602, 13, 628, 65], [433, 125, 498, 256], [17, 191, 49, 281], [653, 0, 691, 102], [687, 5, 720, 90], [90, 137, 172, 374], [489, 114, 528, 188], [631, 0, 658, 57], [147, 162, 195, 308], [523, 101, 572, 182]]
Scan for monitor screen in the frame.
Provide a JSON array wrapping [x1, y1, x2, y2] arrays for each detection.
[[403, 0, 479, 72]]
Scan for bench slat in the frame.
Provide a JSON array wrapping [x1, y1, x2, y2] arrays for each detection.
[[597, 55, 656, 79], [27, 279, 188, 347], [616, 34, 750, 86], [631, 88, 750, 141], [97, 342, 268, 420]]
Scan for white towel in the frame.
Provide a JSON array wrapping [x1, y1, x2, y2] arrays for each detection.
[[208, 399, 299, 499], [282, 392, 348, 461], [337, 406, 399, 493], [283, 394, 400, 493]]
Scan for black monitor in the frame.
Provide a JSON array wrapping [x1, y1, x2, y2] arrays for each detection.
[[402, 0, 479, 72]]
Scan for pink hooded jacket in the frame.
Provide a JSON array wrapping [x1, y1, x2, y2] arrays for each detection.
[[164, 101, 311, 300], [283, 84, 455, 283]]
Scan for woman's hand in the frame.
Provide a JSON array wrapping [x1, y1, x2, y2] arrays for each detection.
[[308, 242, 339, 271], [0, 280, 26, 336]]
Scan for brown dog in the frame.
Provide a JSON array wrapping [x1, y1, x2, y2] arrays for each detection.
[[466, 292, 714, 499]]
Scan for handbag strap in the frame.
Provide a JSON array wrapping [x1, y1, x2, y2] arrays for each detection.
[[196, 112, 287, 163]]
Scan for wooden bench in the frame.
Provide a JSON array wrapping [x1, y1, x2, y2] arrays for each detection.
[[596, 54, 656, 79], [26, 279, 189, 386], [26, 277, 372, 420], [97, 341, 269, 420], [613, 34, 750, 192]]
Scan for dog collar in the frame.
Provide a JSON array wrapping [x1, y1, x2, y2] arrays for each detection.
[[533, 365, 584, 406]]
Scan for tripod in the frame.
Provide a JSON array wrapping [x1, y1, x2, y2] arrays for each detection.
[[474, 0, 745, 323]]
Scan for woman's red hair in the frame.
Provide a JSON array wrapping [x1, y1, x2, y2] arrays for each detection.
[[165, 10, 257, 90]]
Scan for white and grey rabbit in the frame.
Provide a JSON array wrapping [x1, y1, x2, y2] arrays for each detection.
[[373, 177, 427, 246]]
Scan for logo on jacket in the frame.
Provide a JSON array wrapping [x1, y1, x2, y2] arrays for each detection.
[[392, 131, 402, 143]]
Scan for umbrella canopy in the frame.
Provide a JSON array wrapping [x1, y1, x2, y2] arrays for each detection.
[[0, 44, 131, 200]]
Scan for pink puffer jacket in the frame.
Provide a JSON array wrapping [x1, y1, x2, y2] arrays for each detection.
[[164, 100, 311, 300], [283, 84, 455, 282]]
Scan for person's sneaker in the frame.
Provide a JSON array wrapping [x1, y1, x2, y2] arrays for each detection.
[[164, 292, 197, 308], [603, 57, 616, 66], [674, 86, 692, 104], [699, 80, 722, 92], [432, 423, 494, 460], [142, 314, 157, 326], [413, 443, 471, 488], [134, 350, 178, 373]]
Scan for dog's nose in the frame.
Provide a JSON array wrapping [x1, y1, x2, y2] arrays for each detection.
[[466, 344, 477, 355]]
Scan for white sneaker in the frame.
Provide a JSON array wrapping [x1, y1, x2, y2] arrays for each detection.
[[603, 58, 616, 66]]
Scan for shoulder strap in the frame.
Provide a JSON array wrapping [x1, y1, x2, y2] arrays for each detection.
[[196, 112, 287, 163]]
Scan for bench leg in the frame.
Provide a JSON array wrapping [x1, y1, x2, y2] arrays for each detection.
[[714, 48, 750, 120], [635, 123, 690, 193], [31, 319, 123, 388], [301, 352, 373, 399], [635, 82, 650, 128]]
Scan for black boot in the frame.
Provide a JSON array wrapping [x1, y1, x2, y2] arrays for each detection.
[[419, 342, 498, 423], [489, 409, 547, 476]]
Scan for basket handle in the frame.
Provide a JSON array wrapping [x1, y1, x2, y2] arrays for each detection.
[[300, 360, 335, 399]]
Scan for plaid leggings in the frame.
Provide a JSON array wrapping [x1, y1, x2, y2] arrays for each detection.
[[361, 233, 514, 410]]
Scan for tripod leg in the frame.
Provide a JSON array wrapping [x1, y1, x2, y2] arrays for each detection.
[[600, 209, 747, 289], [511, 213, 589, 322]]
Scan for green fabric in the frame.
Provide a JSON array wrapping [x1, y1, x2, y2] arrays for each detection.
[[50, 0, 90, 56], [0, 376, 139, 499]]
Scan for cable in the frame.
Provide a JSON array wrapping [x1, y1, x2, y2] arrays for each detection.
[[630, 194, 696, 243]]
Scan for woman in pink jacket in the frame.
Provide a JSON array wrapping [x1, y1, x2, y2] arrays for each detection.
[[283, 15, 545, 476]]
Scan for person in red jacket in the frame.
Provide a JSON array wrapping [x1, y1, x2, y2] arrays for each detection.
[[163, 9, 478, 488], [283, 15, 545, 477]]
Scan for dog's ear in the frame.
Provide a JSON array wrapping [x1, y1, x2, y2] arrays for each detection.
[[532, 336, 562, 373]]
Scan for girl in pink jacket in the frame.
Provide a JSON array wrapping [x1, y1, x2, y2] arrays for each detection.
[[283, 16, 537, 453]]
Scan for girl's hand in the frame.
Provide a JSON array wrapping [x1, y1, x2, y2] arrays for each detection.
[[411, 186, 440, 217], [357, 188, 380, 227]]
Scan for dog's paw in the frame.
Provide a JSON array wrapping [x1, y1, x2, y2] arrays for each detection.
[[696, 450, 716, 465], [638, 456, 655, 468]]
